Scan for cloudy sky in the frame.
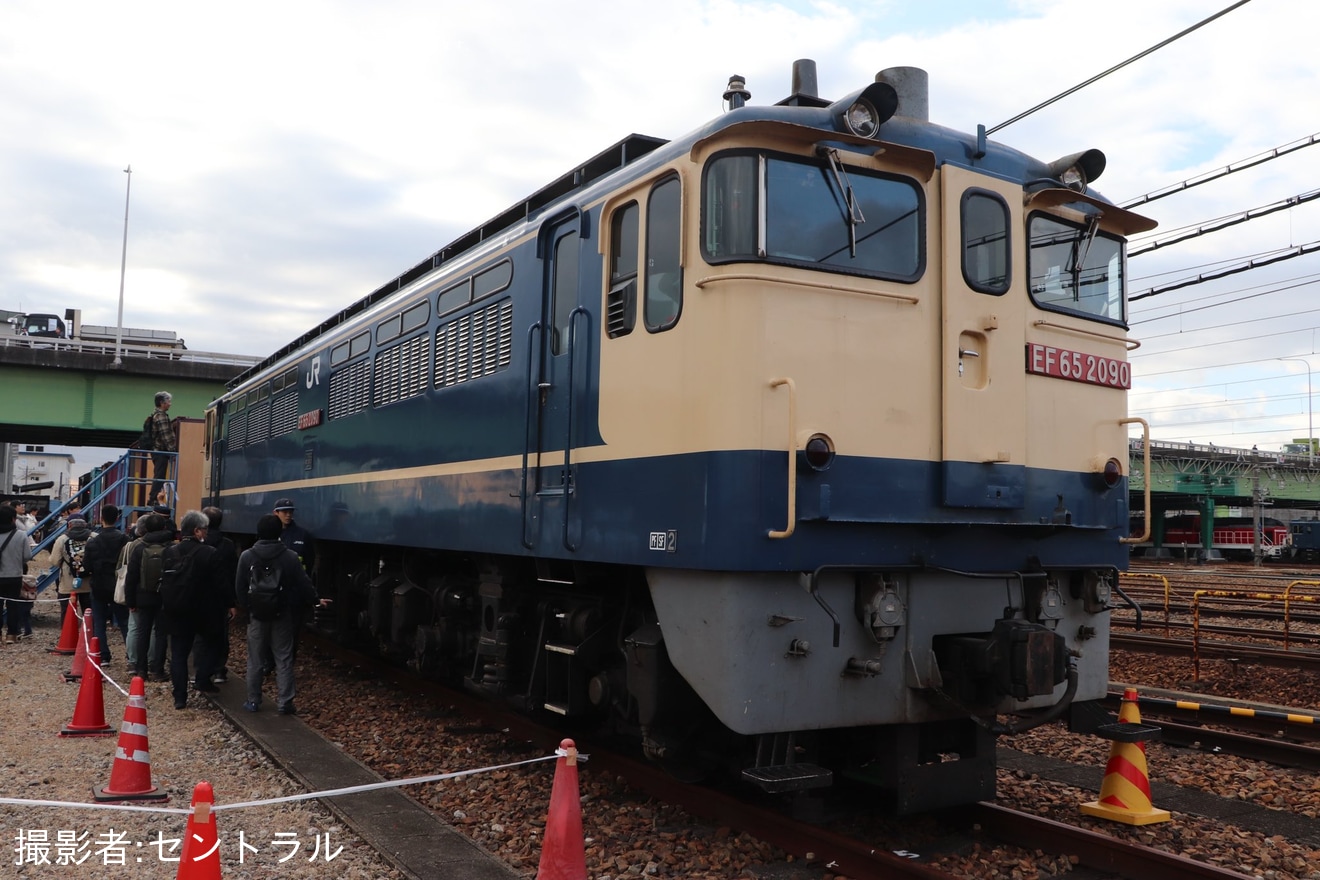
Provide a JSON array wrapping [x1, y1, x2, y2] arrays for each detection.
[[4, 0, 1318, 457]]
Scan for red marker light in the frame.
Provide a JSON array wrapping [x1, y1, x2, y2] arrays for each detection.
[[1103, 457, 1123, 488], [803, 435, 834, 471]]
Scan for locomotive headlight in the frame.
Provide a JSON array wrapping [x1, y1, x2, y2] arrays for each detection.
[[829, 82, 898, 140], [1046, 149, 1106, 193], [845, 102, 881, 138]]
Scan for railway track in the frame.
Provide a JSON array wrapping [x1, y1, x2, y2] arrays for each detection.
[[281, 632, 1269, 880]]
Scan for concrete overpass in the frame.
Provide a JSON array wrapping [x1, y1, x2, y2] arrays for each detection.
[[1129, 438, 1320, 510], [0, 336, 259, 447]]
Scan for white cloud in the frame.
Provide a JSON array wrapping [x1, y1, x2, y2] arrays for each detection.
[[2, 0, 1317, 448]]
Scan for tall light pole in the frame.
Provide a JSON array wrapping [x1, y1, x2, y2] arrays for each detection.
[[1278, 356, 1314, 466], [112, 164, 132, 367]]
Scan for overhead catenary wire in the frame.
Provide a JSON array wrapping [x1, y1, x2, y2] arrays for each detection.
[[1130, 241, 1320, 301], [1128, 190, 1320, 257], [1121, 132, 1320, 209], [1131, 274, 1320, 328], [985, 0, 1254, 135]]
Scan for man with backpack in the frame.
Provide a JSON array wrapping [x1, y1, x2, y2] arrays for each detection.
[[146, 391, 177, 503], [50, 516, 93, 624], [159, 510, 227, 710], [124, 513, 175, 681], [84, 505, 129, 664], [236, 514, 319, 715]]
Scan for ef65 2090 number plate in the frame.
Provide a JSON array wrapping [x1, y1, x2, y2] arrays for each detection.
[[1025, 343, 1130, 389]]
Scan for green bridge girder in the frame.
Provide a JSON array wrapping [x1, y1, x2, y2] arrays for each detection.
[[1128, 440, 1320, 509], [0, 347, 248, 447]]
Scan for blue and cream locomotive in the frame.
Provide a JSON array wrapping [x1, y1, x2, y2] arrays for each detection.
[[206, 61, 1154, 812]]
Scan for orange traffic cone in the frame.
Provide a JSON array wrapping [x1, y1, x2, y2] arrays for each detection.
[[1081, 688, 1171, 825], [536, 738, 586, 880], [176, 782, 222, 880], [59, 637, 114, 737], [63, 609, 94, 682], [49, 595, 80, 655], [95, 676, 168, 802]]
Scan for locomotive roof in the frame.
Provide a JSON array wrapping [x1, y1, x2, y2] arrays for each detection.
[[229, 77, 1133, 391]]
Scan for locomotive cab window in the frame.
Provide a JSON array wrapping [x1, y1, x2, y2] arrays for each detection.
[[703, 151, 922, 281], [962, 190, 1010, 294], [1028, 213, 1125, 324], [645, 176, 682, 332], [606, 201, 639, 338]]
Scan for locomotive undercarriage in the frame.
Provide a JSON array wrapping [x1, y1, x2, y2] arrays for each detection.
[[313, 540, 1108, 814], [315, 541, 725, 769]]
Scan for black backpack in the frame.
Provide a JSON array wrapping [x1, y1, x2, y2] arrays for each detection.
[[247, 559, 283, 621], [138, 415, 154, 450], [138, 542, 168, 596], [159, 544, 202, 614]]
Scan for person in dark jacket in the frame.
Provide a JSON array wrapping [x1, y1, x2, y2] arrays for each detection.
[[125, 513, 174, 680], [161, 510, 227, 710], [264, 497, 316, 673], [84, 505, 129, 663], [237, 514, 319, 715], [201, 507, 238, 683]]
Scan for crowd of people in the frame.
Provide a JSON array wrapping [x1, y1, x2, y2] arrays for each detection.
[[0, 491, 324, 714]]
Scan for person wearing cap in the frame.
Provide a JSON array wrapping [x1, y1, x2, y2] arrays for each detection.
[[272, 499, 316, 576], [152, 497, 178, 540], [148, 391, 177, 502], [50, 515, 94, 624], [267, 498, 315, 672]]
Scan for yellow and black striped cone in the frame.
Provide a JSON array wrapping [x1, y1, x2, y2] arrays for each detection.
[[1081, 687, 1171, 825]]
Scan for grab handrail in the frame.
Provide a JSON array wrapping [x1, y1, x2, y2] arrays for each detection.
[[768, 377, 797, 539]]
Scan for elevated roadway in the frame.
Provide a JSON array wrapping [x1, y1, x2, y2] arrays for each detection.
[[1129, 438, 1320, 511], [0, 335, 260, 447]]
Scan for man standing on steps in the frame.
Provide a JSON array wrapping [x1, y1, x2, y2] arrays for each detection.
[[147, 391, 177, 502]]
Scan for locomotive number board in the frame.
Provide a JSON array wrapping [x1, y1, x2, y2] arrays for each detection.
[[1025, 343, 1131, 389]]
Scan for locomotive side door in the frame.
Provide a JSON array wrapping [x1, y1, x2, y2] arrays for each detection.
[[938, 164, 1027, 509], [526, 212, 584, 551]]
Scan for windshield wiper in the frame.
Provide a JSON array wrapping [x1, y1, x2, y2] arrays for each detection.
[[1067, 215, 1101, 298], [816, 146, 865, 257]]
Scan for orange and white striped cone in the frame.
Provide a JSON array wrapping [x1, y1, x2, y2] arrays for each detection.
[[95, 676, 168, 802], [536, 738, 587, 880], [59, 637, 114, 737], [49, 595, 80, 655], [63, 608, 94, 682], [1081, 688, 1171, 825], [175, 781, 222, 880]]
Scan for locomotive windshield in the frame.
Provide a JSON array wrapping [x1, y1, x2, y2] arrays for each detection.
[[703, 152, 922, 280], [1028, 214, 1126, 324]]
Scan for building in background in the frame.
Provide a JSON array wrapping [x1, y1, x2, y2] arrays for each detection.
[[10, 445, 75, 501]]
